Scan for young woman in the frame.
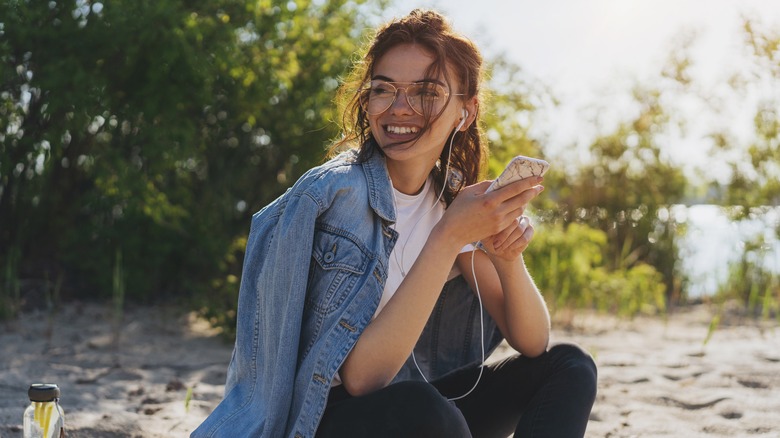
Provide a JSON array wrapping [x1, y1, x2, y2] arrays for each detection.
[[193, 9, 597, 438]]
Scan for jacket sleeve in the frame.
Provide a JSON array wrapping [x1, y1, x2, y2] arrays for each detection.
[[192, 189, 320, 438]]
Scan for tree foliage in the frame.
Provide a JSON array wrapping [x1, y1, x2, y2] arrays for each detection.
[[705, 17, 780, 314], [480, 54, 552, 177], [0, 0, 375, 312], [3, 2, 774, 325], [720, 18, 780, 213], [480, 49, 679, 313], [541, 83, 688, 302]]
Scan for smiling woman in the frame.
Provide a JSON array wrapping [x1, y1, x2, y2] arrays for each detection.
[[192, 9, 596, 438]]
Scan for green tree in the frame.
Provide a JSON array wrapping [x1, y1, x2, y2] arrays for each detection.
[[478, 50, 672, 315], [720, 18, 780, 212], [704, 17, 779, 315], [481, 54, 553, 177], [0, 0, 376, 313], [544, 81, 688, 303]]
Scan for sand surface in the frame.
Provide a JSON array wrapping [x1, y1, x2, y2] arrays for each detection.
[[1, 303, 778, 437]]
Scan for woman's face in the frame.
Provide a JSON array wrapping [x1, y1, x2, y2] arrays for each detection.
[[367, 43, 469, 172]]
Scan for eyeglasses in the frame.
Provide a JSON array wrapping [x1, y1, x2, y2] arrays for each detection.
[[360, 80, 463, 116]]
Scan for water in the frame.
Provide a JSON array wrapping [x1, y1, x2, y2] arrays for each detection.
[[674, 204, 780, 297]]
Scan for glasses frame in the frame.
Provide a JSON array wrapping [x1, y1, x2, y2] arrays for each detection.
[[360, 80, 465, 116]]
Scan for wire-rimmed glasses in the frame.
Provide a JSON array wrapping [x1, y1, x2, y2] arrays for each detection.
[[360, 80, 462, 116]]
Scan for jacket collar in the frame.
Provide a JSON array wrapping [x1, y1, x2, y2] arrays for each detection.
[[362, 145, 396, 224]]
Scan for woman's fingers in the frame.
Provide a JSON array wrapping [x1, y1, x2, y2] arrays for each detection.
[[446, 179, 543, 246], [485, 176, 543, 201], [491, 183, 543, 233], [493, 216, 534, 254], [485, 178, 543, 218]]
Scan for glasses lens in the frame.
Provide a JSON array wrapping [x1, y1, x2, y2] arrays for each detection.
[[407, 82, 446, 117], [362, 81, 397, 115]]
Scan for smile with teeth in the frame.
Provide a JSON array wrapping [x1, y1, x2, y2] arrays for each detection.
[[386, 125, 419, 135]]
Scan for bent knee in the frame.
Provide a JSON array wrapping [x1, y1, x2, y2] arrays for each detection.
[[389, 381, 454, 415], [387, 381, 470, 437], [549, 343, 598, 395]]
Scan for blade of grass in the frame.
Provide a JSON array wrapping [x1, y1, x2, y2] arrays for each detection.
[[703, 313, 720, 347], [184, 387, 193, 413]]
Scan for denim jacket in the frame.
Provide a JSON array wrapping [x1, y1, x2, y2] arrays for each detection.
[[192, 147, 503, 438]]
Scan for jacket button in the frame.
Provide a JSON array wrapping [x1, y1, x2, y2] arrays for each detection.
[[324, 252, 335, 263], [313, 373, 328, 384]]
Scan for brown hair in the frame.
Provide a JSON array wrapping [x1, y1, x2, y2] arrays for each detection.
[[331, 9, 488, 205]]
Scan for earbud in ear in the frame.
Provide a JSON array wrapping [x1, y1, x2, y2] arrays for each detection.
[[455, 108, 469, 132]]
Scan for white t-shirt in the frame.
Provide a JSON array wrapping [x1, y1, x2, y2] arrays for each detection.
[[332, 178, 470, 387], [376, 177, 466, 319]]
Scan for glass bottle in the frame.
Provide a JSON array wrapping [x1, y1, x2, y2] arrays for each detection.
[[23, 383, 65, 438]]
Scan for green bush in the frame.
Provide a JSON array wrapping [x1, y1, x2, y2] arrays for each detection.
[[715, 235, 779, 319], [526, 222, 666, 316]]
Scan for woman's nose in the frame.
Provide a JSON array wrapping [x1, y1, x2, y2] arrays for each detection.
[[389, 88, 414, 115]]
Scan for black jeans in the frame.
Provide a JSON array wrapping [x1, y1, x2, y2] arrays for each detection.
[[316, 343, 597, 438]]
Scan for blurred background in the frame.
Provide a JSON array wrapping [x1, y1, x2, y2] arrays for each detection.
[[1, 0, 778, 335]]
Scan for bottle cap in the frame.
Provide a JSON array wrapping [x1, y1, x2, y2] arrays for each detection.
[[28, 384, 60, 402]]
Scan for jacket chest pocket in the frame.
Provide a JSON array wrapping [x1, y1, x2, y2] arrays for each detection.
[[306, 229, 368, 316]]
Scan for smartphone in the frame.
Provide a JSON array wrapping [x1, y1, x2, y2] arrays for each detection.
[[485, 155, 550, 193]]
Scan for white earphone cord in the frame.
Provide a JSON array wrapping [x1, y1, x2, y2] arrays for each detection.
[[396, 110, 469, 273], [401, 113, 485, 401]]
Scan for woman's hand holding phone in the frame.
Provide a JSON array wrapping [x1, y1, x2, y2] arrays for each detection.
[[440, 156, 548, 255], [483, 156, 549, 259]]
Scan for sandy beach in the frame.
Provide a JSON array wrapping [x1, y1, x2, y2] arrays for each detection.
[[1, 302, 778, 437]]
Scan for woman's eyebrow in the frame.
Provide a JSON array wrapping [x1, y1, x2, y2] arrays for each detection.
[[370, 75, 446, 86], [371, 74, 394, 82]]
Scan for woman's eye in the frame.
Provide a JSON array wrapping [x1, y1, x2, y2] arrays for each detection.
[[414, 85, 441, 98], [371, 87, 393, 95]]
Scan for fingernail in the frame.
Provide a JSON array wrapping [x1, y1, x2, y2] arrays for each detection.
[[537, 185, 545, 193]]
